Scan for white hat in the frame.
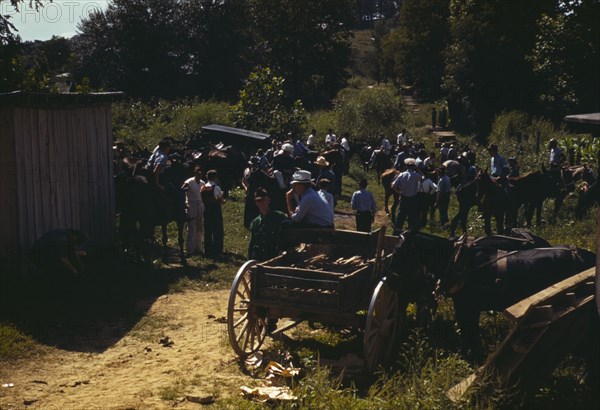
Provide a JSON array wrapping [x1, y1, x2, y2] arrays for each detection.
[[404, 158, 416, 166], [290, 170, 312, 184], [282, 143, 294, 154]]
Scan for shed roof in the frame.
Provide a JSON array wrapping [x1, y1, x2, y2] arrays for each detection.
[[0, 90, 124, 108], [202, 124, 270, 141], [564, 113, 600, 125]]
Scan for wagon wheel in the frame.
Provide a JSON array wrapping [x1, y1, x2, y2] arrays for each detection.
[[364, 279, 400, 372], [227, 260, 267, 357]]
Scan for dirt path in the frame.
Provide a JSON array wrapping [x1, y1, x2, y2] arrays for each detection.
[[0, 289, 253, 409], [1, 212, 396, 409]]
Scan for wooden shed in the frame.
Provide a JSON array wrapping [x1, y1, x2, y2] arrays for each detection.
[[0, 91, 122, 276]]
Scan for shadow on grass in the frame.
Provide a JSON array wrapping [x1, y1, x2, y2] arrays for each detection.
[[0, 252, 231, 355]]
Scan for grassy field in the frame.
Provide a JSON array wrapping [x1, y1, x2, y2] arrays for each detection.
[[1, 109, 599, 409]]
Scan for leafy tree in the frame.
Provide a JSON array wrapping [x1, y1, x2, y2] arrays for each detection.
[[74, 0, 187, 98], [381, 0, 450, 100], [443, 0, 556, 138], [1, 1, 47, 91], [249, 0, 355, 106], [179, 0, 254, 101], [74, 0, 256, 99], [334, 86, 404, 143], [1, 0, 45, 44], [528, 1, 600, 119], [230, 67, 307, 138]]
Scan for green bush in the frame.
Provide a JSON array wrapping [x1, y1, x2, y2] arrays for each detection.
[[485, 111, 597, 173], [230, 67, 307, 138], [112, 99, 231, 149], [334, 85, 406, 145], [306, 110, 341, 149]]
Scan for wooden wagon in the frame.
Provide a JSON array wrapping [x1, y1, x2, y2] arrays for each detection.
[[227, 227, 402, 372]]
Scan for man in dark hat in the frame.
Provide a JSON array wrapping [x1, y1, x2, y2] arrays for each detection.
[[248, 188, 288, 261]]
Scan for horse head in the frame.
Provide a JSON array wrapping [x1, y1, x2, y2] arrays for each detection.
[[387, 231, 454, 302]]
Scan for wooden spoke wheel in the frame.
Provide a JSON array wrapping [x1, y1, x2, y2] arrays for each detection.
[[227, 260, 267, 357], [364, 279, 400, 372]]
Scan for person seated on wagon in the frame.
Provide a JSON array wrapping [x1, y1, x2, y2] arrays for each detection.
[[248, 188, 288, 261], [285, 170, 334, 228]]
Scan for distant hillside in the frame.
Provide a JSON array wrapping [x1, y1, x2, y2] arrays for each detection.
[[348, 29, 378, 81]]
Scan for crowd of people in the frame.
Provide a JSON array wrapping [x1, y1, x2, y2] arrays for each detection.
[[110, 129, 583, 267], [28, 118, 591, 280]]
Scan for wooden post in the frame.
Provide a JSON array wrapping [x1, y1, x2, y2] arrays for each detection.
[[596, 209, 600, 316], [371, 226, 387, 283]]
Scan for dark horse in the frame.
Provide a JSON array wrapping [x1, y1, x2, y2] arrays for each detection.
[[387, 230, 593, 355], [446, 242, 595, 354], [508, 168, 570, 227], [450, 180, 477, 237], [381, 168, 399, 223], [371, 150, 392, 185], [115, 171, 187, 265], [386, 231, 454, 327], [475, 169, 509, 235]]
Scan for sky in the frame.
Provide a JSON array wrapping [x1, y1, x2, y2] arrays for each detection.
[[2, 0, 109, 41]]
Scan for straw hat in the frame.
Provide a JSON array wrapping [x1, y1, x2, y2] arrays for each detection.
[[315, 156, 329, 167]]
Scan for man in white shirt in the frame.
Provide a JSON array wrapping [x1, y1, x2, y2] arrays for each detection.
[[325, 128, 337, 147], [380, 134, 392, 156], [397, 128, 408, 147], [182, 165, 205, 256], [417, 173, 437, 228], [307, 128, 317, 150]]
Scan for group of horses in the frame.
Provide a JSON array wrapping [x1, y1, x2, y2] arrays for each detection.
[[114, 138, 356, 263], [386, 229, 596, 355], [360, 141, 597, 236], [114, 140, 246, 264]]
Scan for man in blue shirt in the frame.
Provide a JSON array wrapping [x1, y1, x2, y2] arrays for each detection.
[[286, 170, 334, 227], [392, 158, 422, 233], [394, 144, 412, 170], [488, 144, 509, 178], [351, 178, 377, 232]]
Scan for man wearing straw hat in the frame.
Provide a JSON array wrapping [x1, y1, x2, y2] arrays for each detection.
[[286, 170, 334, 227], [315, 156, 336, 199]]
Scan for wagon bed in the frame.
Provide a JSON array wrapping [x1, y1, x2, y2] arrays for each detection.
[[227, 228, 401, 372]]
